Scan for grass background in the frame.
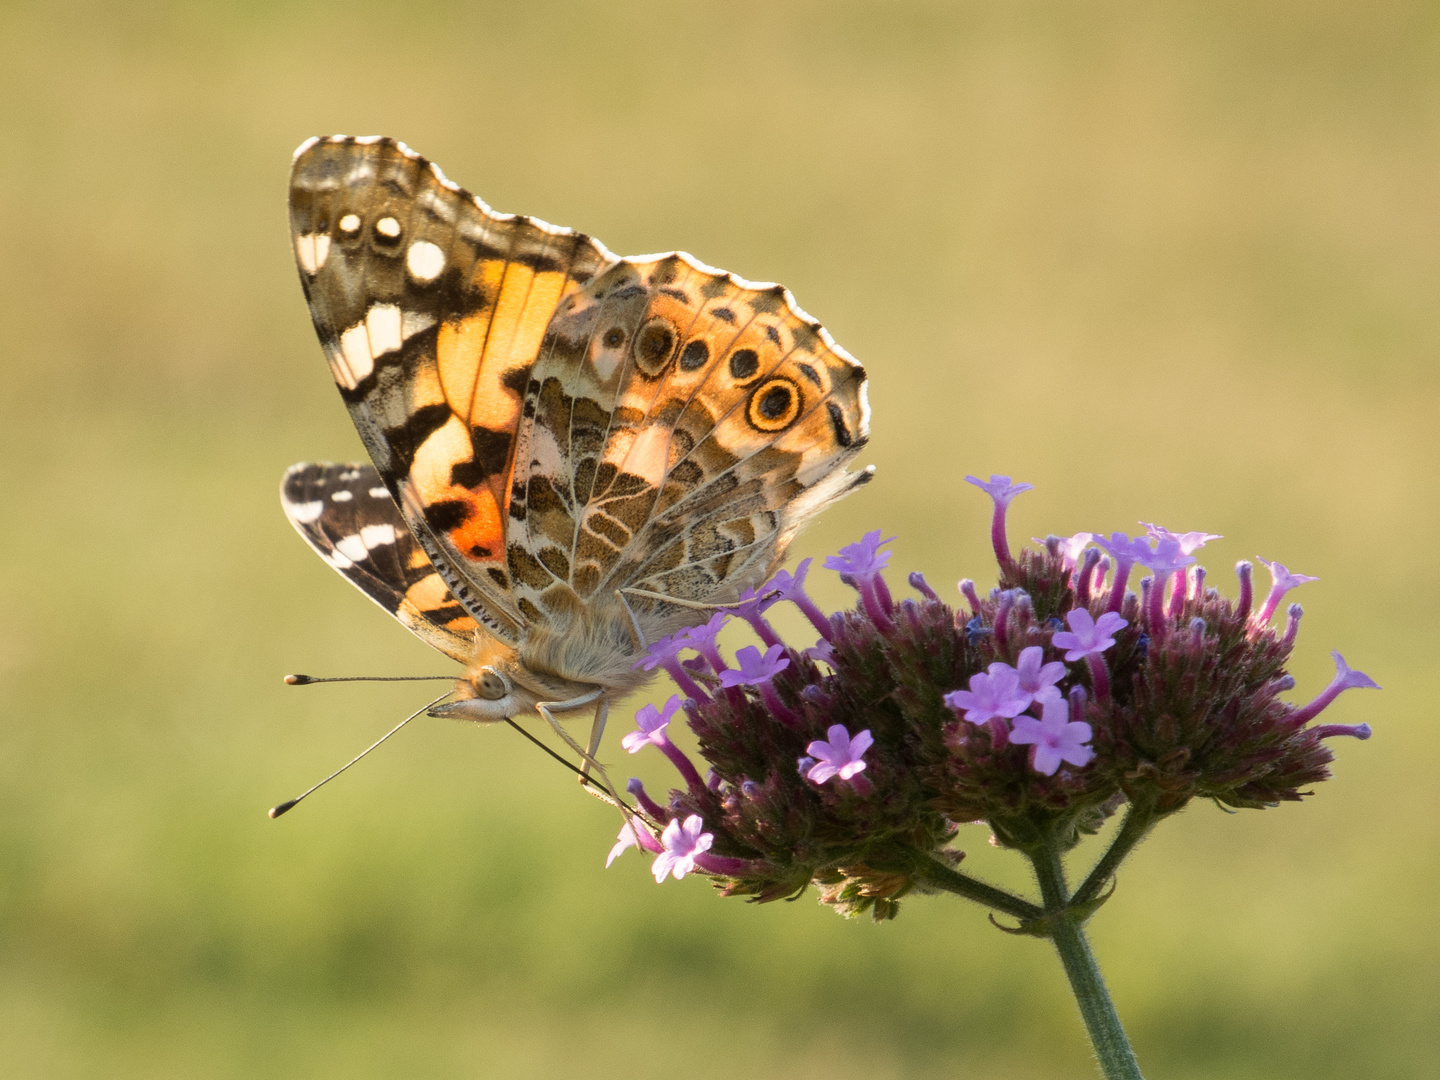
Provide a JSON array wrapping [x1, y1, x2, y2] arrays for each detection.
[[1, 1, 1436, 1076]]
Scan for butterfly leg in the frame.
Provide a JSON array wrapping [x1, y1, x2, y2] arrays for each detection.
[[614, 589, 648, 653], [581, 698, 610, 785], [535, 691, 621, 804]]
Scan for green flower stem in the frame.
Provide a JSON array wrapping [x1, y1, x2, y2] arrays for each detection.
[[1030, 837, 1145, 1080], [1072, 800, 1158, 907], [909, 854, 1044, 922]]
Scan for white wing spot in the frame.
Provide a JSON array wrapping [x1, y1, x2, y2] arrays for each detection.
[[339, 213, 362, 235], [360, 524, 398, 548], [401, 310, 436, 339], [365, 303, 403, 359], [337, 326, 372, 387], [339, 469, 361, 481], [334, 535, 368, 563], [295, 232, 330, 275], [288, 499, 324, 523], [325, 550, 355, 570], [375, 216, 401, 238], [406, 240, 445, 282], [331, 490, 354, 502], [369, 486, 390, 499], [620, 424, 671, 487]]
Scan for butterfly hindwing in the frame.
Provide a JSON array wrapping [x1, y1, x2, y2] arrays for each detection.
[[281, 462, 477, 662], [504, 251, 871, 624], [288, 136, 618, 643]]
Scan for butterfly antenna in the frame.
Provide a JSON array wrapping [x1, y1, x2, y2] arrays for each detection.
[[268, 688, 453, 818], [501, 719, 637, 815], [285, 673, 457, 685]]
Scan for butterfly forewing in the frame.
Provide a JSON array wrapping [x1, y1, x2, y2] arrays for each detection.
[[288, 136, 618, 643]]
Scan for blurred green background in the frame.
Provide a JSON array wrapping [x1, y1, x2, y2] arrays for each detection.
[[1, 1, 1436, 1077]]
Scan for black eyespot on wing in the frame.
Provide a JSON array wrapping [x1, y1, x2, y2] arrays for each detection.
[[758, 385, 791, 420], [633, 319, 677, 376], [603, 327, 626, 349], [728, 348, 759, 380], [679, 339, 709, 371], [746, 378, 800, 432], [827, 401, 853, 448]]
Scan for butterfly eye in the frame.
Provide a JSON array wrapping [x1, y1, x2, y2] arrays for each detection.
[[475, 668, 510, 701], [747, 377, 802, 432]]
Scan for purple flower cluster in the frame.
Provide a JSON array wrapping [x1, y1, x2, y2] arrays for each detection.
[[607, 478, 1376, 920]]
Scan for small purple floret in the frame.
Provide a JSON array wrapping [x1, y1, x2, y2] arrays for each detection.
[[1052, 608, 1128, 660], [1006, 646, 1067, 707], [1009, 696, 1096, 776], [966, 474, 1033, 570], [718, 644, 790, 688], [634, 631, 708, 701], [1289, 650, 1380, 727], [826, 529, 895, 578], [804, 724, 874, 787], [606, 818, 662, 867], [766, 558, 835, 641], [827, 531, 897, 627], [1253, 558, 1320, 628], [965, 473, 1035, 507], [944, 667, 1030, 723], [652, 815, 714, 882], [1095, 533, 1152, 613], [1142, 523, 1222, 556], [622, 698, 708, 794], [622, 695, 681, 753], [721, 644, 800, 725], [682, 612, 732, 673]]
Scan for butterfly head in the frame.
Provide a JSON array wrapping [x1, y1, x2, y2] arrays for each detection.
[[429, 656, 597, 723], [428, 664, 525, 722]]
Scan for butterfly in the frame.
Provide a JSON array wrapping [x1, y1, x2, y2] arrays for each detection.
[[282, 135, 872, 790]]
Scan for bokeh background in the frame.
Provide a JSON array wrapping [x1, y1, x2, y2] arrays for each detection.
[[2, 2, 1436, 1077]]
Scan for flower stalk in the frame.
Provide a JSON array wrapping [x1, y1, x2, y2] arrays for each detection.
[[1029, 830, 1146, 1080]]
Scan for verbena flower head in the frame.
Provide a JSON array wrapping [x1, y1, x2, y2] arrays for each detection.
[[608, 477, 1377, 920]]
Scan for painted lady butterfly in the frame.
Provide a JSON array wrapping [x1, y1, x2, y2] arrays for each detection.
[[281, 135, 871, 788]]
